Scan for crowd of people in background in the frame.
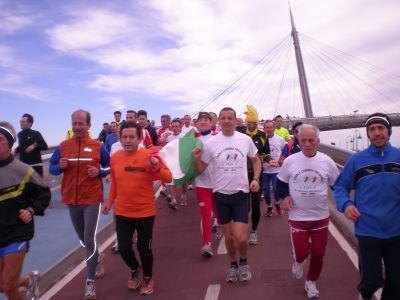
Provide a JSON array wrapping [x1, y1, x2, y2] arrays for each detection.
[[0, 108, 399, 300]]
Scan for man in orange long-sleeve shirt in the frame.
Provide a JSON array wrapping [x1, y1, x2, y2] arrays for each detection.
[[102, 122, 172, 296]]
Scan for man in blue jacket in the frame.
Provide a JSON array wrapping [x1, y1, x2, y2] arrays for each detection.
[[334, 112, 400, 300]]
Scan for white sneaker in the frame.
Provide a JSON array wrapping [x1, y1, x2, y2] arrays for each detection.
[[248, 231, 258, 245], [216, 226, 223, 240], [292, 261, 304, 279], [305, 280, 319, 299], [111, 240, 118, 253], [200, 243, 213, 258], [180, 195, 187, 206], [26, 270, 40, 300], [84, 280, 96, 300]]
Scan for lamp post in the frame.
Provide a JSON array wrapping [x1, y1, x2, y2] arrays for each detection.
[[353, 129, 363, 152], [346, 136, 353, 150]]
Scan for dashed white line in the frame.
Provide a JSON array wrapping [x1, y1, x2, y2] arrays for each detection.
[[204, 284, 221, 300]]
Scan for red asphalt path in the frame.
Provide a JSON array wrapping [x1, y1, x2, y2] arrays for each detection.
[[49, 190, 360, 300]]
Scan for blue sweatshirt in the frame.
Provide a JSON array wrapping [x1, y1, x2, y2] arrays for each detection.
[[333, 143, 400, 239]]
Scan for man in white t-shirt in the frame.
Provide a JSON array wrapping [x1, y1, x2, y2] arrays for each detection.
[[181, 114, 196, 135], [165, 119, 186, 208], [263, 120, 287, 217], [277, 124, 339, 299], [192, 107, 261, 284]]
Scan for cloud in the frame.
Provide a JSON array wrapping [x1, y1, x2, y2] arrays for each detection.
[[24, 0, 400, 117], [47, 9, 135, 52], [0, 9, 33, 34]]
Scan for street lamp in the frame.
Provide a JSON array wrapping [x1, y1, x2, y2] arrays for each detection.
[[346, 136, 353, 150], [353, 129, 363, 152]]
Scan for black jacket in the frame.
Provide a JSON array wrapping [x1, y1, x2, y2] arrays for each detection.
[[16, 129, 48, 165], [0, 156, 51, 247]]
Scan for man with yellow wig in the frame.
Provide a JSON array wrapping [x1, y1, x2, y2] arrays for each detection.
[[238, 105, 271, 245]]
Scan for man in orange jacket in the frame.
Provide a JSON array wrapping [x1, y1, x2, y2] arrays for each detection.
[[103, 122, 172, 296], [50, 110, 110, 300]]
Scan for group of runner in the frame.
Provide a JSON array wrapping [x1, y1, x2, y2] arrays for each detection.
[[0, 108, 399, 300]]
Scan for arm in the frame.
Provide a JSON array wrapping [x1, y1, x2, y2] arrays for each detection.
[[99, 144, 110, 177], [103, 160, 116, 214], [49, 147, 63, 175], [333, 157, 357, 213], [27, 171, 51, 216], [35, 131, 48, 151], [277, 177, 295, 210], [192, 147, 208, 174], [249, 156, 261, 192]]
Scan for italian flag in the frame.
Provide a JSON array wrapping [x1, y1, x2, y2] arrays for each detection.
[[159, 129, 203, 185]]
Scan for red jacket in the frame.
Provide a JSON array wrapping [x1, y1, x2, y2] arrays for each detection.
[[59, 135, 107, 205]]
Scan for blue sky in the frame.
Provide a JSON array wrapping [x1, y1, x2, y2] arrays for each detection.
[[1, 0, 399, 145]]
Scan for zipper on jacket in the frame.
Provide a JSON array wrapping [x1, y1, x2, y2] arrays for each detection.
[[75, 138, 81, 204]]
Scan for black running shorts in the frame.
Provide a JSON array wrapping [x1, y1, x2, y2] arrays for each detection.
[[213, 191, 249, 225]]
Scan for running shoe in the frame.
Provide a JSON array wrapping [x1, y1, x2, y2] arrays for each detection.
[[305, 280, 319, 299], [216, 226, 223, 240], [26, 270, 40, 300], [160, 186, 167, 196], [180, 195, 187, 206], [292, 261, 304, 279], [111, 240, 119, 253], [84, 280, 96, 300], [248, 231, 258, 245], [200, 243, 213, 258], [140, 277, 155, 295], [239, 264, 251, 282], [168, 198, 178, 210], [127, 269, 140, 290], [226, 265, 238, 283], [265, 206, 273, 217], [95, 253, 105, 279], [275, 203, 283, 216]]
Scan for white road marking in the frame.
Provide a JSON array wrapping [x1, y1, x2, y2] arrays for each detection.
[[40, 233, 116, 300], [217, 236, 227, 255], [328, 222, 382, 300], [204, 284, 221, 300]]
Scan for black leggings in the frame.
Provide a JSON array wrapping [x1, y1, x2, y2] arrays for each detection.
[[115, 215, 155, 277], [248, 173, 262, 232]]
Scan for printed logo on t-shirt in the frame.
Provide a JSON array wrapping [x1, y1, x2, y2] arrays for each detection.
[[124, 166, 146, 173], [293, 169, 325, 196], [215, 147, 245, 173]]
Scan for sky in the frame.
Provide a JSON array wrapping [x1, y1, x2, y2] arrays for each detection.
[[1, 0, 399, 146]]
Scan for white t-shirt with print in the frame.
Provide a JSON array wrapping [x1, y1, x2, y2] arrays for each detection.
[[277, 151, 339, 221], [166, 133, 183, 143], [202, 131, 258, 194], [194, 133, 217, 188], [181, 125, 196, 135], [263, 134, 286, 174]]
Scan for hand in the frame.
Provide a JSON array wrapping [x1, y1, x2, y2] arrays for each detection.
[[344, 205, 361, 221], [105, 174, 111, 183], [102, 202, 112, 215], [269, 159, 279, 167], [87, 165, 100, 177], [25, 144, 35, 154], [192, 147, 203, 160], [19, 209, 33, 223], [148, 154, 160, 172], [280, 196, 295, 211], [59, 158, 68, 169], [250, 180, 260, 192]]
